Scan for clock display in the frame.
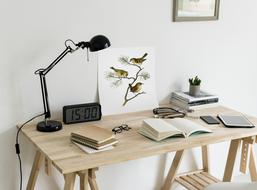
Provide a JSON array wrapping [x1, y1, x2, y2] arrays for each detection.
[[63, 103, 102, 124]]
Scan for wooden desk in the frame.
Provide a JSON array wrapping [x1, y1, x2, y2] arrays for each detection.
[[19, 106, 257, 190]]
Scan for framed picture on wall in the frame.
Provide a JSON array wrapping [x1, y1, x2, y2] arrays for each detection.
[[173, 0, 220, 22]]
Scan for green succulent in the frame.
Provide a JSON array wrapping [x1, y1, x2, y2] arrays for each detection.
[[189, 76, 201, 86]]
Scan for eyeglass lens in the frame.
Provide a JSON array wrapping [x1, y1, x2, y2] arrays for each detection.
[[112, 124, 131, 134]]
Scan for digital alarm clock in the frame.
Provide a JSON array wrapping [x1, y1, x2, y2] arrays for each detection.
[[63, 103, 102, 124]]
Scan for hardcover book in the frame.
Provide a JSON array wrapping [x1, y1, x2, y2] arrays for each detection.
[[139, 118, 212, 141], [71, 125, 118, 150], [71, 125, 115, 144], [172, 91, 218, 103]]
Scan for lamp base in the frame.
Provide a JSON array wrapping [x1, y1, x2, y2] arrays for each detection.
[[37, 120, 62, 132]]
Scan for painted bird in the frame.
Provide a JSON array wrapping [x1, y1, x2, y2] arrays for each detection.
[[129, 82, 143, 93], [110, 67, 128, 77], [130, 53, 148, 65]]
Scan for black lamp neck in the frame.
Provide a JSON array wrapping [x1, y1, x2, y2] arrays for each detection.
[[76, 41, 91, 49]]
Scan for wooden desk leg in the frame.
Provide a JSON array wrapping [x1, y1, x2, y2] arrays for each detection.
[[45, 157, 52, 176], [240, 140, 250, 174], [162, 150, 184, 190], [78, 170, 89, 190], [88, 168, 99, 190], [249, 146, 257, 181], [202, 145, 209, 173], [26, 150, 43, 190], [64, 173, 76, 190], [223, 139, 241, 182]]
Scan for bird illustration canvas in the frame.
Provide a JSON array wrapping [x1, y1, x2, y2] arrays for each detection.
[[98, 47, 158, 115]]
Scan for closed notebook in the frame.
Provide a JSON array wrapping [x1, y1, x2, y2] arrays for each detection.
[[73, 141, 114, 154], [71, 125, 115, 144], [71, 136, 118, 150]]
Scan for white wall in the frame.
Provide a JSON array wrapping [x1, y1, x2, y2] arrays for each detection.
[[1, 0, 257, 189]]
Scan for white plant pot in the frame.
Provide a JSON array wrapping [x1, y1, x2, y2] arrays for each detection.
[[189, 85, 200, 97]]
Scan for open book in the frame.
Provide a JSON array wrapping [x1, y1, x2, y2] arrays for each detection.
[[139, 118, 212, 141]]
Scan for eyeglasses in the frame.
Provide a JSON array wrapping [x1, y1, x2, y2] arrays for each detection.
[[112, 124, 131, 134], [153, 107, 186, 119]]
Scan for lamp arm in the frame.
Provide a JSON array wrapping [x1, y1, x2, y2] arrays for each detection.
[[42, 46, 72, 75], [36, 46, 73, 120], [39, 74, 50, 119]]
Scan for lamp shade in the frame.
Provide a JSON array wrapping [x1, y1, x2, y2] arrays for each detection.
[[89, 35, 111, 52]]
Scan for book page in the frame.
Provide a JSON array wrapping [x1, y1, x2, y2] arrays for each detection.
[[165, 118, 212, 137], [142, 119, 185, 141], [139, 128, 184, 141], [73, 142, 113, 154], [143, 119, 183, 134]]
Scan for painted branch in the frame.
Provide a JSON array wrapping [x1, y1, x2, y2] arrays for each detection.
[[119, 57, 146, 106], [122, 58, 142, 70], [122, 86, 131, 106], [123, 92, 146, 106], [109, 76, 136, 80], [122, 65, 144, 106]]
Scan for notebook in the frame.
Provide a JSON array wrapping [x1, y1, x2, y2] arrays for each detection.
[[71, 125, 115, 144], [71, 136, 118, 150], [139, 118, 212, 141], [73, 142, 114, 154], [71, 125, 118, 150]]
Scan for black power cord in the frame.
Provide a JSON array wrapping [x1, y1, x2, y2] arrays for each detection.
[[15, 113, 44, 190]]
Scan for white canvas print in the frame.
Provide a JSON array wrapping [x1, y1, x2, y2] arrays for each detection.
[[178, 0, 216, 17], [98, 47, 158, 115]]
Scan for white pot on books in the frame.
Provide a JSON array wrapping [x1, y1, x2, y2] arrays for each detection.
[[189, 85, 200, 97]]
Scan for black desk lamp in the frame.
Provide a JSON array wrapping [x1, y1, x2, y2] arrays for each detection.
[[34, 35, 111, 132]]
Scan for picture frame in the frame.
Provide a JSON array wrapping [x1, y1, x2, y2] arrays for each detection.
[[173, 0, 220, 22]]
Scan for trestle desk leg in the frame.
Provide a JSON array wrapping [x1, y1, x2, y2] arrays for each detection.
[[26, 150, 43, 190], [162, 150, 184, 190]]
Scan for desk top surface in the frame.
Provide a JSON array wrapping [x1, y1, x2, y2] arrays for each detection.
[[20, 106, 257, 174]]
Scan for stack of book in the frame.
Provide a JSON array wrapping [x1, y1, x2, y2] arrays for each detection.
[[170, 91, 219, 110], [71, 125, 118, 151]]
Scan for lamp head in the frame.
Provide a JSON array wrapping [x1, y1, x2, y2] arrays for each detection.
[[89, 35, 111, 52], [76, 35, 111, 52]]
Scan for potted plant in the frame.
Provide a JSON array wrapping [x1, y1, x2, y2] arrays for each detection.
[[189, 76, 201, 96]]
